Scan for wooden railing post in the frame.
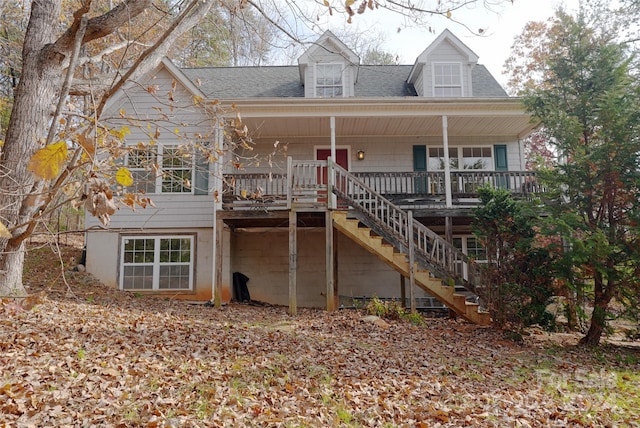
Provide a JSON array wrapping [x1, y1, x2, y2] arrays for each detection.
[[407, 210, 416, 313], [327, 156, 335, 210], [286, 156, 293, 210]]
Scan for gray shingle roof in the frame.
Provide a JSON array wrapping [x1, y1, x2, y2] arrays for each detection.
[[183, 66, 304, 98], [181, 63, 506, 99], [472, 65, 508, 97]]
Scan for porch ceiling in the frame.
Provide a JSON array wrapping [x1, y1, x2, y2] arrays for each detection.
[[226, 98, 538, 140]]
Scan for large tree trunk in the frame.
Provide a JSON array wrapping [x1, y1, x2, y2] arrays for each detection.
[[579, 272, 615, 346], [0, 0, 62, 297], [0, 0, 155, 296]]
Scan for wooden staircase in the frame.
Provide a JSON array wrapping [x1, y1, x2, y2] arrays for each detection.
[[326, 160, 491, 325], [332, 211, 490, 325]]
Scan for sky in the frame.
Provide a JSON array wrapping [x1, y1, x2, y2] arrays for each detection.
[[316, 0, 582, 87]]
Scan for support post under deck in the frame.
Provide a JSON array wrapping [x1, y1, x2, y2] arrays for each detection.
[[288, 210, 297, 316], [326, 210, 337, 311]]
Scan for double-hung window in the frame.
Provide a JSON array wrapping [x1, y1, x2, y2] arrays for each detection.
[[462, 147, 492, 170], [316, 63, 344, 97], [126, 147, 158, 194], [428, 146, 492, 171], [121, 236, 194, 291], [433, 63, 463, 97], [428, 147, 458, 170], [125, 145, 201, 194]]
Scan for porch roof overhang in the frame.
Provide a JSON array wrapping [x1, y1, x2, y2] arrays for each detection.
[[214, 97, 538, 140]]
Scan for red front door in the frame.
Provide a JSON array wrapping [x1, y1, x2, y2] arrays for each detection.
[[317, 149, 349, 204], [316, 148, 349, 184]]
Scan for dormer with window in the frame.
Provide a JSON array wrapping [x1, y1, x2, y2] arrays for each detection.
[[298, 31, 360, 98], [407, 29, 479, 98]]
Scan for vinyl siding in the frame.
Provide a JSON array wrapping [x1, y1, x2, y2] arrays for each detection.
[[93, 67, 217, 230]]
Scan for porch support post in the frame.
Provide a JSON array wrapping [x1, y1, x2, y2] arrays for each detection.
[[330, 116, 337, 208], [213, 216, 224, 308], [407, 210, 416, 313], [212, 122, 224, 307], [287, 156, 293, 210], [289, 209, 297, 316], [445, 216, 453, 244], [326, 210, 337, 311], [442, 115, 453, 208]]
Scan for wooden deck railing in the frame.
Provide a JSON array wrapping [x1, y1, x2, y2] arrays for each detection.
[[330, 161, 483, 293], [221, 160, 541, 210], [353, 170, 541, 197]]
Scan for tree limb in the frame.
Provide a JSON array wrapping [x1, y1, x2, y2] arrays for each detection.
[[95, 0, 216, 118], [51, 0, 152, 56]]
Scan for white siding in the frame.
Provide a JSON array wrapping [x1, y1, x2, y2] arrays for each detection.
[[303, 45, 356, 98], [85, 194, 215, 229], [92, 66, 217, 230], [421, 40, 472, 97], [413, 67, 425, 96], [231, 135, 523, 175]]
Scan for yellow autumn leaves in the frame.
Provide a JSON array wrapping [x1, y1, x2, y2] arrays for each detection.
[[27, 142, 133, 187], [27, 141, 69, 180]]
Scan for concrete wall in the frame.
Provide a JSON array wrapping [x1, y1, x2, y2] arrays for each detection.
[[230, 228, 434, 308]]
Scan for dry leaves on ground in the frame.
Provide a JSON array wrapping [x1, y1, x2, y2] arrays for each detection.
[[1, 244, 639, 427]]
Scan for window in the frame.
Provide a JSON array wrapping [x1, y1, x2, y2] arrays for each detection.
[[428, 146, 492, 171], [162, 147, 193, 193], [316, 63, 343, 97], [428, 147, 458, 170], [433, 63, 462, 97], [121, 236, 194, 291], [462, 147, 492, 170], [453, 236, 487, 280], [465, 237, 487, 261], [125, 145, 200, 194], [126, 147, 157, 194]]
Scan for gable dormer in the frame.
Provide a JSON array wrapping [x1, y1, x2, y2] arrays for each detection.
[[298, 31, 360, 98], [408, 29, 479, 98]]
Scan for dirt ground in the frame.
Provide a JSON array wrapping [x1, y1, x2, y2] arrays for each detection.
[[0, 241, 638, 426]]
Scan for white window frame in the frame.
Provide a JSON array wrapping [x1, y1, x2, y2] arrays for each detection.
[[124, 145, 196, 194], [432, 62, 463, 97], [453, 236, 487, 280], [428, 146, 493, 171], [461, 147, 493, 170], [120, 235, 195, 291], [315, 63, 344, 98]]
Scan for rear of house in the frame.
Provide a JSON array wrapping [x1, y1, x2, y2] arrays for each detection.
[[85, 29, 538, 320]]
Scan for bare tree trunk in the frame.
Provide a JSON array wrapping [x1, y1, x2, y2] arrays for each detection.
[[0, 0, 62, 297], [0, 0, 156, 296]]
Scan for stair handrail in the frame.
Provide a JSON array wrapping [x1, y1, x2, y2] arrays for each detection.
[[329, 159, 482, 293]]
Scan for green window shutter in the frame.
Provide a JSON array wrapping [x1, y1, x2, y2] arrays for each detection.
[[494, 145, 508, 171], [413, 145, 428, 194], [413, 145, 427, 171], [494, 145, 508, 189]]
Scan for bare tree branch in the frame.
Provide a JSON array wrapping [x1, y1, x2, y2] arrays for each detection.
[[95, 0, 216, 117]]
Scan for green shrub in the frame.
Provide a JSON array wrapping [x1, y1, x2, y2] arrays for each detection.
[[365, 296, 425, 326]]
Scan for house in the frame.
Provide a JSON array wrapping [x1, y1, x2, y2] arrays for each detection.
[[85, 29, 539, 324]]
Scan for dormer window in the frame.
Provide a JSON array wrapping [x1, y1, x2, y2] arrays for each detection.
[[316, 63, 344, 97], [433, 62, 463, 97]]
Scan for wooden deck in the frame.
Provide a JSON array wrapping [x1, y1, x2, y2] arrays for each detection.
[[222, 161, 542, 213]]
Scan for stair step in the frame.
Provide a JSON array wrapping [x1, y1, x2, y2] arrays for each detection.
[[332, 210, 491, 325], [452, 294, 467, 308]]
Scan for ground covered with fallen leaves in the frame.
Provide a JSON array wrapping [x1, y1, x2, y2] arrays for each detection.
[[1, 243, 639, 427]]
